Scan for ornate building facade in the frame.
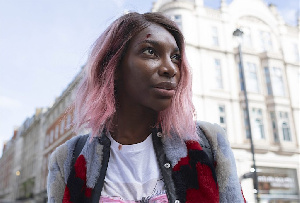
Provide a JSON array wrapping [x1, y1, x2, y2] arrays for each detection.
[[153, 0, 300, 202]]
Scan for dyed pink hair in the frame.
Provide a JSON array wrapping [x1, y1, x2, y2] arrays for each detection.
[[74, 12, 197, 139]]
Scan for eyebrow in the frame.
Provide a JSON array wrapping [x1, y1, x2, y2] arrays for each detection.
[[138, 39, 159, 46], [138, 39, 180, 52]]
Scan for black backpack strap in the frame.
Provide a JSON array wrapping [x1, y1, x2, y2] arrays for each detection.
[[66, 134, 89, 203], [71, 134, 89, 168]]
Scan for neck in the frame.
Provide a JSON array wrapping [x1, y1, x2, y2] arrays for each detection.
[[110, 105, 158, 145]]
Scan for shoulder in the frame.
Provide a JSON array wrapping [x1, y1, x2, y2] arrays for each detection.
[[196, 121, 228, 152], [197, 121, 226, 139], [49, 135, 81, 166], [48, 134, 89, 183], [196, 121, 233, 165]]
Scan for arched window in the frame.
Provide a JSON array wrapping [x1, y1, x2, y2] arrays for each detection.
[[254, 118, 265, 139], [282, 122, 291, 141]]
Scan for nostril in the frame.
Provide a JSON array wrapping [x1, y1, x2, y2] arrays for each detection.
[[162, 69, 176, 78]]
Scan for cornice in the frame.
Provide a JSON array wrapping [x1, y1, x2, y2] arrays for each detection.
[[186, 42, 234, 55], [157, 1, 195, 13], [258, 51, 283, 60], [231, 143, 299, 156], [45, 69, 83, 118]]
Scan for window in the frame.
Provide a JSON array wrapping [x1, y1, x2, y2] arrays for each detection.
[[214, 59, 223, 89], [264, 67, 285, 96], [66, 114, 72, 130], [245, 62, 259, 93], [50, 130, 54, 143], [219, 105, 226, 131], [270, 112, 279, 143], [60, 119, 65, 135], [55, 125, 59, 139], [252, 108, 265, 139], [271, 67, 285, 96], [279, 111, 288, 119], [260, 31, 272, 51], [170, 15, 182, 30], [282, 122, 291, 141], [279, 112, 291, 141], [211, 26, 219, 46], [264, 67, 272, 95], [254, 118, 265, 139]]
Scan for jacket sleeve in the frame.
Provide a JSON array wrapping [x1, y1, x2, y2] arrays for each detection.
[[199, 121, 246, 203], [47, 147, 67, 203], [47, 136, 80, 203]]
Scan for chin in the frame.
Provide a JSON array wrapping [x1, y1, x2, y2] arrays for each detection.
[[151, 100, 172, 112]]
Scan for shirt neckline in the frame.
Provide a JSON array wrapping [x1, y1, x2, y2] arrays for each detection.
[[107, 132, 153, 153]]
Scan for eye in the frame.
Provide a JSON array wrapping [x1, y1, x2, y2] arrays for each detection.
[[171, 54, 181, 64], [142, 47, 156, 56]]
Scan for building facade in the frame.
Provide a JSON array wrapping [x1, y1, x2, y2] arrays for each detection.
[[0, 72, 81, 203], [16, 110, 46, 202], [36, 70, 82, 202], [0, 109, 45, 203], [153, 0, 300, 202], [0, 133, 16, 202]]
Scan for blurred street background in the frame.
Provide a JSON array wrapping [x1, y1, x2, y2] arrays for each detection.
[[0, 0, 299, 202]]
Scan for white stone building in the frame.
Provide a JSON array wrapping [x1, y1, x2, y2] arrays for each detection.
[[0, 109, 46, 203], [153, 0, 300, 202], [17, 109, 45, 202], [0, 137, 15, 201]]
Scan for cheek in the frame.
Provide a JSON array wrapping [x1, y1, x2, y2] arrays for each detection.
[[128, 59, 158, 79]]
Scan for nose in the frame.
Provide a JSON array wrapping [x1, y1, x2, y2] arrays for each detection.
[[158, 57, 179, 78]]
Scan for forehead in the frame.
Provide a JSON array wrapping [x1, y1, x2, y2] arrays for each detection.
[[130, 23, 178, 47]]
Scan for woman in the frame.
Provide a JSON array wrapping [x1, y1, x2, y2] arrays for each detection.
[[47, 12, 245, 203]]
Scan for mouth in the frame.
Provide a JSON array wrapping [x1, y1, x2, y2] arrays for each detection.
[[152, 82, 177, 97], [153, 82, 177, 90]]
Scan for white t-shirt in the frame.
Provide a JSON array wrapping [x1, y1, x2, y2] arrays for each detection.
[[100, 133, 168, 203]]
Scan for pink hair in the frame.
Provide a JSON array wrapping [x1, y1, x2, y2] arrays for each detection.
[[74, 12, 197, 139]]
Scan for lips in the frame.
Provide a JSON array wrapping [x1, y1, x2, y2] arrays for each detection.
[[153, 82, 177, 90], [152, 82, 177, 97]]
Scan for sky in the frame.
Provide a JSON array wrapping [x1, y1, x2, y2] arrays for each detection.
[[0, 0, 299, 156]]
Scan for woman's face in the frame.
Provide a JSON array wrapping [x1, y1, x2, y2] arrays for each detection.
[[117, 23, 181, 113]]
